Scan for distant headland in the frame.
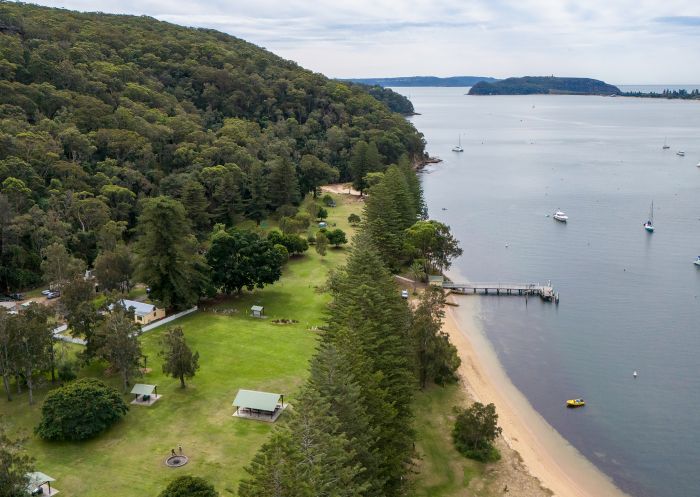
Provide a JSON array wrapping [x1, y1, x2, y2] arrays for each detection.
[[468, 76, 621, 96], [343, 76, 497, 87]]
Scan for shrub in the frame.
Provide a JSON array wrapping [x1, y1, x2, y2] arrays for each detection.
[[57, 361, 78, 383], [158, 475, 219, 497], [348, 213, 361, 225], [35, 378, 128, 441], [452, 402, 502, 462], [274, 243, 289, 263], [326, 228, 347, 247]]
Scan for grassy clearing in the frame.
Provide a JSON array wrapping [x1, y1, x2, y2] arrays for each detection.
[[412, 384, 496, 497], [0, 192, 363, 497]]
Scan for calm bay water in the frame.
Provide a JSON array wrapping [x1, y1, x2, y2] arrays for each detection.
[[395, 87, 700, 497]]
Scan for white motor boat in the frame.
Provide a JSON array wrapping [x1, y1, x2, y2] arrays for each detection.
[[694, 256, 700, 267], [553, 210, 568, 222]]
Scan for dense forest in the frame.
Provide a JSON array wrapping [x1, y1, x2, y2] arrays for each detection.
[[0, 2, 424, 292], [345, 82, 416, 114], [469, 76, 621, 95], [622, 88, 700, 100]]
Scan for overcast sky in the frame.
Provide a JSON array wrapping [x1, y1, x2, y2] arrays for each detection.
[[27, 0, 700, 84]]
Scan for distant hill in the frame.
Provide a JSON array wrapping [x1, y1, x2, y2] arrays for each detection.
[[468, 76, 621, 96], [343, 76, 497, 87]]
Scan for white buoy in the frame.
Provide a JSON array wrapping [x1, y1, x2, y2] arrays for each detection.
[[633, 371, 638, 378]]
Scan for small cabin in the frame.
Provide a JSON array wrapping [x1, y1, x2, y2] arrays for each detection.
[[428, 275, 445, 287], [110, 299, 165, 325], [250, 305, 264, 318]]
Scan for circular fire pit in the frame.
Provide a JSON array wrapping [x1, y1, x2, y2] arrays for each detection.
[[165, 455, 189, 468]]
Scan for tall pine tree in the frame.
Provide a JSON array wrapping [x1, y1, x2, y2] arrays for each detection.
[[325, 232, 415, 497], [133, 196, 210, 310]]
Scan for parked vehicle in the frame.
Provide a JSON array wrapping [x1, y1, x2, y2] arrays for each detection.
[[401, 289, 409, 299], [41, 289, 52, 296], [46, 291, 61, 299]]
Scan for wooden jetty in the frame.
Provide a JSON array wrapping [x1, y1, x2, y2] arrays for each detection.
[[442, 281, 558, 303]]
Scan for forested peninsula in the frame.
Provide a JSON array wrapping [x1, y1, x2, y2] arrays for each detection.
[[346, 75, 497, 87], [468, 76, 621, 95], [0, 2, 424, 292]]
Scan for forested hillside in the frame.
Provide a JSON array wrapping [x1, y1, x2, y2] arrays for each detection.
[[0, 2, 424, 291]]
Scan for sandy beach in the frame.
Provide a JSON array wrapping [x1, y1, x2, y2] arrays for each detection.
[[443, 295, 631, 497]]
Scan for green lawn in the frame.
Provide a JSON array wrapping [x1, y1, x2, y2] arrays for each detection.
[[412, 384, 495, 497], [0, 192, 364, 497]]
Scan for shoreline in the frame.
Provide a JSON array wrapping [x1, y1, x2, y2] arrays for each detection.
[[443, 294, 631, 497]]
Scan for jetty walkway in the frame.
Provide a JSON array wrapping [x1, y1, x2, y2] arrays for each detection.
[[442, 281, 558, 302]]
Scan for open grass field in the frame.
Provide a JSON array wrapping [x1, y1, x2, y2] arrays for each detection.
[[412, 384, 493, 497], [0, 192, 363, 497]]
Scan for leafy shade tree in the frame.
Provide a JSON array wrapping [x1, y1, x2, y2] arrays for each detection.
[[0, 309, 18, 401], [405, 220, 463, 276], [160, 327, 200, 388], [315, 231, 329, 257], [326, 228, 348, 248], [411, 287, 460, 388], [348, 213, 361, 226], [40, 242, 85, 290], [13, 304, 53, 404], [0, 426, 34, 497], [158, 476, 219, 497], [267, 231, 309, 256], [207, 228, 284, 294], [452, 402, 502, 462], [317, 207, 328, 220], [61, 275, 103, 361], [35, 378, 128, 441], [96, 305, 142, 392], [299, 155, 339, 198], [133, 197, 210, 310], [93, 244, 133, 293]]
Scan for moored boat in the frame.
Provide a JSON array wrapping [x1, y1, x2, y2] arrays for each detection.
[[553, 210, 568, 222], [694, 256, 700, 267], [677, 151, 685, 157], [452, 134, 463, 152], [644, 201, 655, 233], [566, 398, 585, 408]]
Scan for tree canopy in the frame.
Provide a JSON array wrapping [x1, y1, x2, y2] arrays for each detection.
[[0, 2, 424, 292]]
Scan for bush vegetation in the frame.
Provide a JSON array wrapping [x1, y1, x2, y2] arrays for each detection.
[[35, 378, 128, 441]]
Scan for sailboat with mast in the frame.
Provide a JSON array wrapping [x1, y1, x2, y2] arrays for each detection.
[[452, 134, 464, 152], [644, 201, 655, 233], [662, 137, 670, 150]]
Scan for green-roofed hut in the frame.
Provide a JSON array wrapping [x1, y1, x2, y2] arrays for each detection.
[[232, 389, 286, 422], [130, 383, 161, 406], [26, 471, 59, 496]]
